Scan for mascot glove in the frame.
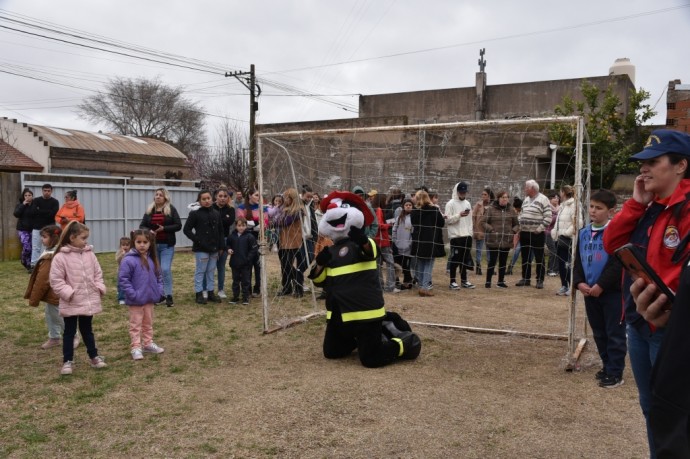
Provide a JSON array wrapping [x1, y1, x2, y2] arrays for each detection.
[[315, 249, 331, 266], [348, 226, 369, 246]]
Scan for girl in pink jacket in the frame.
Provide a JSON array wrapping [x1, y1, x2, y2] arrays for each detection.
[[49, 221, 107, 376]]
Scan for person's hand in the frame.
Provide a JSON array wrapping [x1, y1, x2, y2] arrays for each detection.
[[577, 282, 591, 296], [228, 249, 234, 255], [631, 277, 671, 328], [348, 226, 369, 246], [632, 174, 654, 206], [315, 249, 331, 266], [60, 216, 68, 224], [461, 209, 470, 217], [589, 284, 603, 298]]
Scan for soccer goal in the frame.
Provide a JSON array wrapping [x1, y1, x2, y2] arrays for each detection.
[[256, 116, 587, 353]]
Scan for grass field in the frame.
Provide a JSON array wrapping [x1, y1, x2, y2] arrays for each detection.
[[0, 250, 649, 458]]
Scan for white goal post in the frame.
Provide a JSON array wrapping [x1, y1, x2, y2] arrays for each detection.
[[255, 116, 587, 354]]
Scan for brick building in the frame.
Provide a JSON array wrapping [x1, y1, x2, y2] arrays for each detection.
[[666, 80, 690, 133]]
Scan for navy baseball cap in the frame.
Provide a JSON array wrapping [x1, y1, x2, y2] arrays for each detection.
[[456, 182, 468, 193], [630, 129, 690, 161]]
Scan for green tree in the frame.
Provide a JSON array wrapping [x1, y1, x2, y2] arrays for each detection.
[[550, 80, 656, 189]]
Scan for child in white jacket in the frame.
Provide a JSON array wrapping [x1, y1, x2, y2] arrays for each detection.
[[50, 221, 107, 376]]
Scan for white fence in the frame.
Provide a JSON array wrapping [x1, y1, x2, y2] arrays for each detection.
[[21, 172, 201, 253]]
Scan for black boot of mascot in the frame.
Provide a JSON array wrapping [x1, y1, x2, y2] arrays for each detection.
[[309, 191, 422, 368], [382, 311, 422, 360]]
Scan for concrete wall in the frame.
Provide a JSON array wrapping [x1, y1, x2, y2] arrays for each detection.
[[258, 124, 554, 205], [358, 75, 634, 122]]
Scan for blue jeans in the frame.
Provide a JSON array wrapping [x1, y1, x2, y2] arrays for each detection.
[[628, 323, 666, 459], [157, 243, 175, 296], [379, 246, 396, 291], [30, 229, 43, 267], [194, 251, 218, 293], [45, 303, 64, 339], [475, 238, 485, 267], [415, 258, 435, 290]]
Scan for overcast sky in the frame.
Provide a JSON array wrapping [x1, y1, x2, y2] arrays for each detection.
[[0, 0, 688, 147]]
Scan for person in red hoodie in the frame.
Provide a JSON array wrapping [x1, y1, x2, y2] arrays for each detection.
[[371, 191, 396, 293], [603, 129, 690, 458]]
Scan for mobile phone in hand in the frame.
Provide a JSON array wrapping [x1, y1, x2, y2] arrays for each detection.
[[615, 243, 676, 304]]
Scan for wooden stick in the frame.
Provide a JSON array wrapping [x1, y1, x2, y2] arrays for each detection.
[[263, 311, 326, 335], [565, 338, 588, 371]]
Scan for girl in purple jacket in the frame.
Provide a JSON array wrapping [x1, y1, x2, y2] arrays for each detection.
[[118, 230, 165, 361]]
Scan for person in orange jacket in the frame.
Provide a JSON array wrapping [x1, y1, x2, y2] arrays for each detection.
[[55, 189, 85, 229]]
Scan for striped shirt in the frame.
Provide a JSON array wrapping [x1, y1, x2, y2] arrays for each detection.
[[518, 193, 552, 233]]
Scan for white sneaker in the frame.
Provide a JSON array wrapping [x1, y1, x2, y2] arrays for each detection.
[[217, 290, 227, 299], [202, 291, 208, 299], [89, 356, 107, 368], [556, 286, 568, 296], [118, 300, 125, 305], [131, 348, 144, 360], [143, 343, 165, 354], [461, 281, 476, 289], [449, 282, 460, 290], [60, 361, 74, 375], [393, 288, 402, 293]]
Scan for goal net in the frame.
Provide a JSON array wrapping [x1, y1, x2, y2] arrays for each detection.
[[256, 116, 586, 350]]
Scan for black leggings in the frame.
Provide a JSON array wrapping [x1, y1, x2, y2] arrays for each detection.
[[63, 315, 98, 362]]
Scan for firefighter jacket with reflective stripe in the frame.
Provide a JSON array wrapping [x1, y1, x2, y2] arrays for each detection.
[[309, 237, 385, 323]]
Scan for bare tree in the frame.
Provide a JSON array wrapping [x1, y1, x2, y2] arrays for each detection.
[[78, 77, 206, 155], [189, 121, 249, 192]]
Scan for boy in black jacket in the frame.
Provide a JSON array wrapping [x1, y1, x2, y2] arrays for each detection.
[[573, 189, 625, 388], [228, 218, 258, 305]]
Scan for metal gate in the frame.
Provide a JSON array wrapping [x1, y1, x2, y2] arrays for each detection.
[[21, 172, 200, 253]]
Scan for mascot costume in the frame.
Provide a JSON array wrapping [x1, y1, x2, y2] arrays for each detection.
[[309, 191, 421, 368]]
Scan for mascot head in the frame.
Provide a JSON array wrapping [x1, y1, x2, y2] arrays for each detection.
[[318, 191, 373, 242]]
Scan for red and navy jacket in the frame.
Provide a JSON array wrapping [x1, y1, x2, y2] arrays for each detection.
[[603, 179, 690, 329]]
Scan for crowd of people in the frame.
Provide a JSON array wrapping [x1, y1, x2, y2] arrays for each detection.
[[16, 129, 690, 457]]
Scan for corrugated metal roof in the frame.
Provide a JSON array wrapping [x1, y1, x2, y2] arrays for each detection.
[[29, 124, 187, 159], [0, 139, 43, 171]]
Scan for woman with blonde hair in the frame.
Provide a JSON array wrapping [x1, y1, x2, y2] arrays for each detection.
[[272, 187, 305, 297], [140, 188, 182, 307], [410, 190, 445, 297]]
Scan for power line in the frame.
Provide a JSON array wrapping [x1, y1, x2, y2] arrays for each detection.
[[267, 4, 690, 75]]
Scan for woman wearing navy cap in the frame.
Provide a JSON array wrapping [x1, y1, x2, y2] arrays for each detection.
[[604, 129, 690, 458]]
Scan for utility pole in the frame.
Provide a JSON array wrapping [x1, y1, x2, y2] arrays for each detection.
[[225, 64, 261, 189]]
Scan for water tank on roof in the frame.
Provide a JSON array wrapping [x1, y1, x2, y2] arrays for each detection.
[[609, 58, 635, 85]]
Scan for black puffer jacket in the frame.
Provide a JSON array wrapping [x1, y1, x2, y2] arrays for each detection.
[[183, 206, 226, 253], [14, 202, 33, 231]]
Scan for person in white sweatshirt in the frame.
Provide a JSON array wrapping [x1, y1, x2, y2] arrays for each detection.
[[445, 182, 475, 289]]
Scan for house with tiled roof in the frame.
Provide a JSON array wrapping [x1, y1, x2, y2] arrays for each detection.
[[0, 139, 43, 172]]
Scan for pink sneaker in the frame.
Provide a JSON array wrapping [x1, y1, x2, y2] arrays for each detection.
[[41, 338, 61, 350]]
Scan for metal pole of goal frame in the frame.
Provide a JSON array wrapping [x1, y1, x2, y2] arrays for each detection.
[[257, 136, 270, 332], [567, 116, 586, 355]]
